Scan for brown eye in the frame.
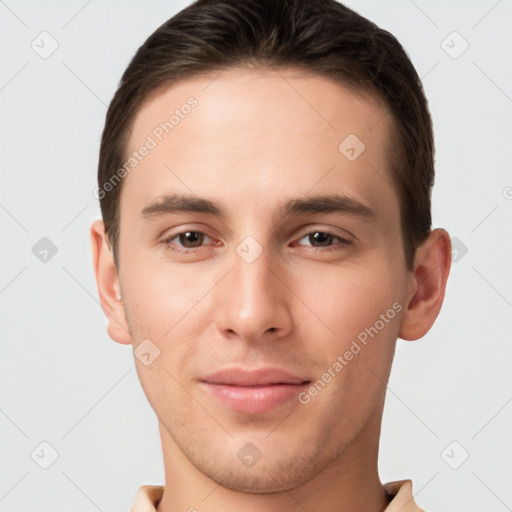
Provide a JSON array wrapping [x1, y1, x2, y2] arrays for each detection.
[[163, 230, 214, 252], [178, 231, 205, 248], [296, 231, 352, 249], [308, 232, 335, 247]]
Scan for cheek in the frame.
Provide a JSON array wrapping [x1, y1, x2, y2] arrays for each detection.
[[295, 266, 402, 420], [300, 262, 401, 334], [121, 253, 205, 336]]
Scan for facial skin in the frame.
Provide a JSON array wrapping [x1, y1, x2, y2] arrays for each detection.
[[91, 67, 451, 512]]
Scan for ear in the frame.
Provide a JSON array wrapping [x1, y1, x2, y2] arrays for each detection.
[[399, 228, 452, 341], [90, 219, 132, 345]]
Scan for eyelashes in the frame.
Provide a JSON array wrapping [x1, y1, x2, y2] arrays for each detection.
[[294, 230, 352, 251], [162, 229, 352, 254]]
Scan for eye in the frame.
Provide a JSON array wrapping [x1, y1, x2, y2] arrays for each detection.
[[161, 228, 352, 255], [294, 230, 352, 251], [163, 230, 215, 252]]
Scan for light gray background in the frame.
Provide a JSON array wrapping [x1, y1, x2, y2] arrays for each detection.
[[1, 1, 511, 511]]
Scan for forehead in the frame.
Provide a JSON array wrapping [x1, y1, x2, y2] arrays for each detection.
[[121, 66, 397, 226]]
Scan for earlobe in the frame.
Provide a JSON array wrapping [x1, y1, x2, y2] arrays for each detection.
[[90, 219, 132, 345], [399, 228, 452, 341]]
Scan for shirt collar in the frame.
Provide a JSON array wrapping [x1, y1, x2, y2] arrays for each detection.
[[131, 479, 423, 512]]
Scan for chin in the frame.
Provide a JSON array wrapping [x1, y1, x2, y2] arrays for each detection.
[[209, 466, 308, 494], [195, 447, 328, 495]]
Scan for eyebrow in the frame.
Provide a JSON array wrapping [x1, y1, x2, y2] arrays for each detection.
[[140, 193, 376, 220]]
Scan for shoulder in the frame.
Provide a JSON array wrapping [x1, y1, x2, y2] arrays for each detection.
[[130, 484, 164, 512], [383, 479, 425, 512]]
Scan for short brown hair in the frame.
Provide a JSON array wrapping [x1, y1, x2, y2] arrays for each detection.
[[97, 0, 434, 270]]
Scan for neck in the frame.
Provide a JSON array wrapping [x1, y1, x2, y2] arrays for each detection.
[[155, 407, 391, 512]]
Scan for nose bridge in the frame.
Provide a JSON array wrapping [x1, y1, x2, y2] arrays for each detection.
[[215, 238, 292, 340], [234, 241, 275, 300]]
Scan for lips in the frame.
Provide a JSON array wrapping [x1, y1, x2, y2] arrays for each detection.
[[200, 367, 310, 414], [202, 367, 309, 386]]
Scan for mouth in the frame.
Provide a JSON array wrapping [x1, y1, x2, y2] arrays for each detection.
[[200, 367, 311, 414]]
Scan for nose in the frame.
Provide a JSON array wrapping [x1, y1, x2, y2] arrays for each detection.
[[214, 242, 293, 343]]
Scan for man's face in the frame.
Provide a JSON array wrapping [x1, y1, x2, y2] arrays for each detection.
[[116, 68, 412, 492]]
